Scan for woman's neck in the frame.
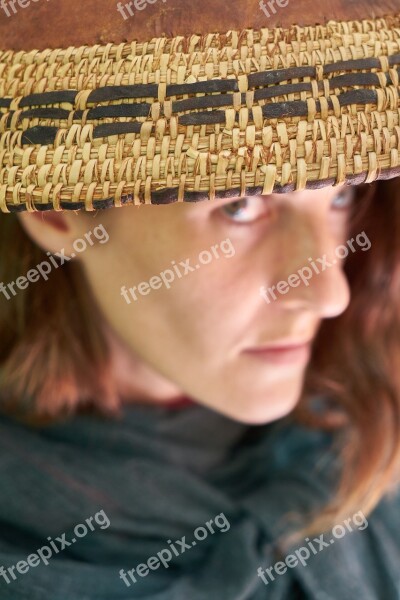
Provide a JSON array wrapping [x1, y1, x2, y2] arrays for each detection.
[[105, 322, 189, 406]]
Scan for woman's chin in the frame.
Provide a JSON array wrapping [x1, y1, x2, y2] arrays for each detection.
[[197, 379, 304, 425]]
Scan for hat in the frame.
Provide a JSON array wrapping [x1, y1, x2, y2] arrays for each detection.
[[0, 8, 399, 212]]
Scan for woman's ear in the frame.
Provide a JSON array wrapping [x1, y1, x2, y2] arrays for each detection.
[[17, 211, 84, 257]]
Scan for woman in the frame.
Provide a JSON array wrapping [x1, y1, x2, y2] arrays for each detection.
[[0, 0, 399, 598]]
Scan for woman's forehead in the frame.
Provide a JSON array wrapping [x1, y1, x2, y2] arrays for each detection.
[[0, 0, 397, 51]]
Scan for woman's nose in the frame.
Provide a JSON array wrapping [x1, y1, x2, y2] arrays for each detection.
[[262, 222, 351, 319]]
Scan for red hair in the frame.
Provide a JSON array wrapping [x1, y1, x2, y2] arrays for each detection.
[[0, 180, 399, 536]]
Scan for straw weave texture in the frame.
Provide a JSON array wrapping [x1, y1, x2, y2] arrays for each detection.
[[0, 15, 400, 212]]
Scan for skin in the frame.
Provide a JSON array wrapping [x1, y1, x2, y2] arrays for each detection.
[[18, 186, 353, 424]]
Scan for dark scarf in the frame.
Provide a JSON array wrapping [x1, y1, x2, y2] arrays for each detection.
[[0, 401, 399, 600]]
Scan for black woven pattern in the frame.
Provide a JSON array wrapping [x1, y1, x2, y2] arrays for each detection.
[[1, 44, 400, 211], [1, 54, 399, 148], [5, 69, 398, 130]]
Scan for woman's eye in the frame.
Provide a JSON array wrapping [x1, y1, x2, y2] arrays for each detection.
[[219, 197, 269, 223], [331, 187, 355, 211]]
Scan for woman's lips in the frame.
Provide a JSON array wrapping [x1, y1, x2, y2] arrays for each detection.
[[243, 342, 312, 365]]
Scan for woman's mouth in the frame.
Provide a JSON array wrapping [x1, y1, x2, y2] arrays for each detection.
[[242, 340, 313, 366]]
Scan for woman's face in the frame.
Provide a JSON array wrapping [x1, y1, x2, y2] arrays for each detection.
[[20, 187, 354, 423]]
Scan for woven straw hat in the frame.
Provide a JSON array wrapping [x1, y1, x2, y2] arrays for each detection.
[[0, 0, 399, 212]]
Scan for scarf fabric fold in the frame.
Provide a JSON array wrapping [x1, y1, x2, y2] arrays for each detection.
[[0, 402, 399, 600]]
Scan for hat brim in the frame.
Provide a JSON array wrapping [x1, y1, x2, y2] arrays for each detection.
[[1, 14, 400, 212]]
